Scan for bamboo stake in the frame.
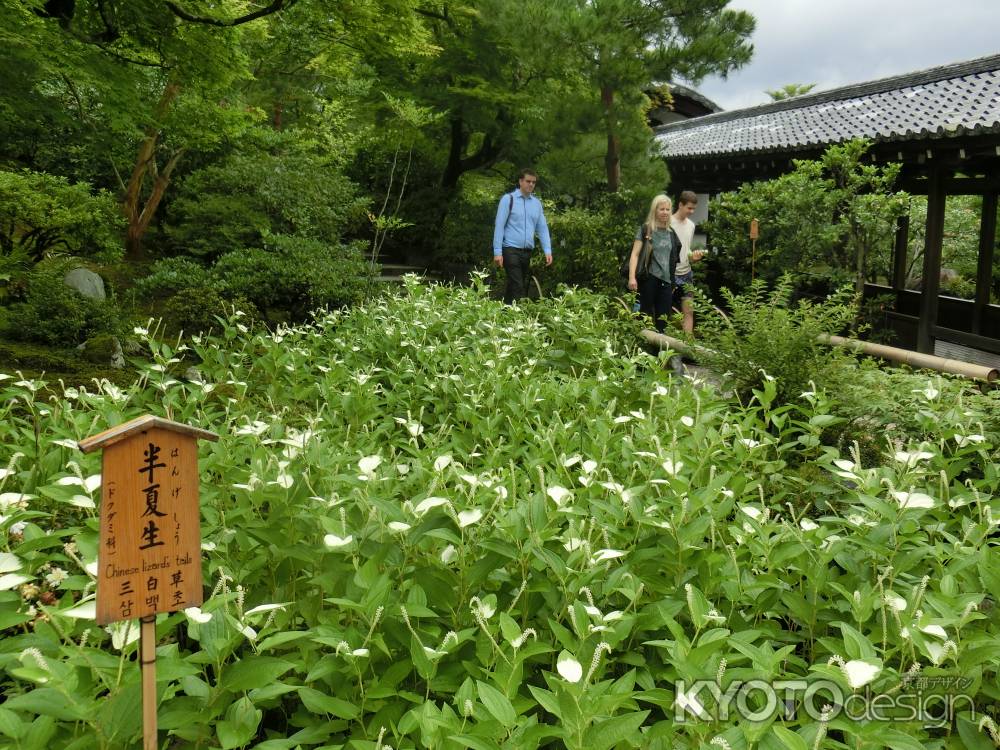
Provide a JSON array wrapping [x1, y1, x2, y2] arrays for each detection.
[[141, 616, 157, 750], [640, 329, 999, 382], [821, 335, 998, 382]]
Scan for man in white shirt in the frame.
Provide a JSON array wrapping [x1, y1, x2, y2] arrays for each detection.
[[671, 191, 705, 334]]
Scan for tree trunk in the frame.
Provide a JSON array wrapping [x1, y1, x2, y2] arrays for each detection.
[[441, 115, 505, 190], [851, 220, 866, 296], [123, 82, 182, 259], [441, 117, 467, 190], [602, 84, 620, 192]]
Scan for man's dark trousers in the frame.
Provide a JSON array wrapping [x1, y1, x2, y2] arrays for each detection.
[[502, 247, 532, 304]]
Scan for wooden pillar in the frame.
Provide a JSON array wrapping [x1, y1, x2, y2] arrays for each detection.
[[972, 192, 998, 335], [917, 168, 946, 353]]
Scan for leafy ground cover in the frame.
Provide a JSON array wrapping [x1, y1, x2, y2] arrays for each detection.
[[0, 277, 998, 749]]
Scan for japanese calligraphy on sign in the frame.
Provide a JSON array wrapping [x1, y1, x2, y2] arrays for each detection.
[[79, 416, 217, 625]]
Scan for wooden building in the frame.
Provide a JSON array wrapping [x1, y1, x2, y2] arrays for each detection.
[[654, 54, 1000, 362]]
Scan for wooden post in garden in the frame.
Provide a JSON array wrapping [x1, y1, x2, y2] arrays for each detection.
[[749, 218, 759, 281], [79, 415, 218, 750]]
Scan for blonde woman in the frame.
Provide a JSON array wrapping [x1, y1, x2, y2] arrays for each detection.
[[627, 194, 681, 332]]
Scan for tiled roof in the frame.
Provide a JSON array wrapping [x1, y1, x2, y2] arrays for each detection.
[[655, 54, 1000, 159], [666, 82, 722, 114]]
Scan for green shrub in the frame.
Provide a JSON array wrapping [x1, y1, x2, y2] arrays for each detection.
[[543, 203, 632, 295], [0, 169, 124, 263], [133, 257, 215, 300], [705, 140, 907, 296], [4, 263, 121, 345], [2, 280, 999, 748], [435, 178, 646, 295], [831, 360, 1000, 449], [436, 174, 508, 268], [161, 287, 259, 336], [165, 130, 367, 261], [695, 274, 858, 405], [212, 234, 373, 317]]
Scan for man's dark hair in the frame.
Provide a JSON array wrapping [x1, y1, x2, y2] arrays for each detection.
[[678, 190, 698, 206], [518, 168, 538, 180]]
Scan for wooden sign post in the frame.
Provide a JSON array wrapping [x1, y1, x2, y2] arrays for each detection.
[[79, 415, 217, 750], [749, 218, 759, 281]]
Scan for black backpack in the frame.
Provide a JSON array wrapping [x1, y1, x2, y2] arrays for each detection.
[[620, 223, 653, 286]]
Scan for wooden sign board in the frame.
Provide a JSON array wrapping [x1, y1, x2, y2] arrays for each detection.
[[749, 218, 759, 240], [79, 416, 217, 625]]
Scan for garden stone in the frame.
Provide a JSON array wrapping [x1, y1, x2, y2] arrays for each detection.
[[63, 267, 106, 300], [78, 334, 124, 368]]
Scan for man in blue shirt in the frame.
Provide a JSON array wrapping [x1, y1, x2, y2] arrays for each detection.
[[493, 168, 552, 303]]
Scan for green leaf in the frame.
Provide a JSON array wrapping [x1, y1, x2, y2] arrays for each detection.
[[217, 697, 262, 749], [4, 689, 89, 721], [582, 710, 649, 750], [297, 687, 360, 719], [476, 681, 517, 728], [527, 685, 560, 717], [219, 657, 296, 694], [956, 713, 996, 750], [499, 612, 521, 644], [978, 550, 1000, 603], [0, 708, 25, 739], [836, 621, 876, 661], [448, 734, 501, 750], [769, 726, 809, 750], [256, 630, 309, 652]]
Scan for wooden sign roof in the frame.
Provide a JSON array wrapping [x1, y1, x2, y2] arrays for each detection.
[[79, 415, 218, 454]]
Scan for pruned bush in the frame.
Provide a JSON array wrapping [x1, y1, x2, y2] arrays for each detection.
[[212, 235, 372, 318], [161, 287, 259, 336], [543, 202, 632, 295], [434, 177, 640, 295], [4, 263, 121, 345], [133, 257, 216, 300], [165, 130, 367, 261], [435, 174, 507, 269]]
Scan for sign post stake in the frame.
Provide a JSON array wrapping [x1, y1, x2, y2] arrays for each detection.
[[750, 218, 759, 281], [79, 415, 218, 750], [141, 615, 157, 750]]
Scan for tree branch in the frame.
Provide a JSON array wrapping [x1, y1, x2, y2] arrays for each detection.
[[165, 0, 299, 27], [95, 0, 118, 42], [415, 7, 453, 27]]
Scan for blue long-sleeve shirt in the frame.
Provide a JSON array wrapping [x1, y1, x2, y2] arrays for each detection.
[[493, 190, 552, 256]]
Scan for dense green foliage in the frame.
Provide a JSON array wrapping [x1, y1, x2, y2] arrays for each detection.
[[900, 195, 1000, 300], [0, 170, 123, 264], [1, 0, 761, 344], [706, 141, 909, 296], [165, 131, 367, 261], [211, 237, 371, 318], [2, 262, 121, 346], [136, 236, 373, 331], [2, 281, 999, 749], [438, 176, 639, 295], [694, 276, 859, 406]]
